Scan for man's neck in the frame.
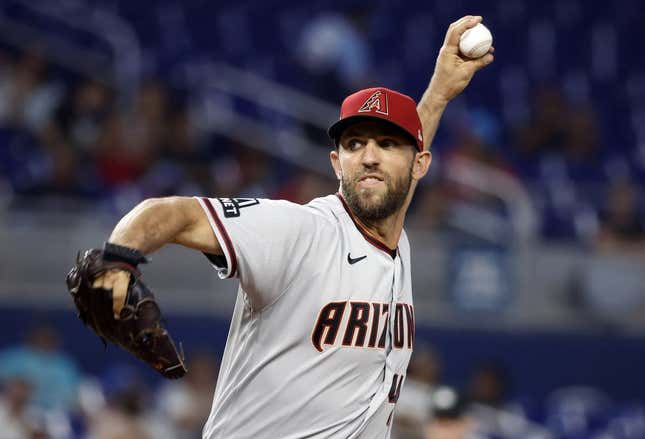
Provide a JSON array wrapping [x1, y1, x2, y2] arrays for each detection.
[[338, 191, 408, 250], [354, 212, 406, 250]]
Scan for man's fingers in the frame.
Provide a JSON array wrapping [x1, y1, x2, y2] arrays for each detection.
[[443, 15, 483, 52], [443, 16, 472, 46], [110, 271, 131, 319], [92, 276, 104, 288], [90, 270, 132, 319]]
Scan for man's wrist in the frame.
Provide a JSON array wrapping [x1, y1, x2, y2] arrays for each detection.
[[418, 95, 448, 122], [422, 82, 450, 110], [103, 242, 148, 266]]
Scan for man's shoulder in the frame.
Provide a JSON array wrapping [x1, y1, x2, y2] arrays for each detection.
[[303, 194, 348, 224], [248, 195, 341, 229], [305, 194, 342, 212]]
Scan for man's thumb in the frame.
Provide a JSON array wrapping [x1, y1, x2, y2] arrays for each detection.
[[471, 53, 494, 72]]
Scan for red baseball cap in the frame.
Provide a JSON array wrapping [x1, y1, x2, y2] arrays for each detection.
[[328, 87, 424, 152]]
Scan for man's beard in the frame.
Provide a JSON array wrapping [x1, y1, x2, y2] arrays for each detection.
[[342, 165, 413, 223]]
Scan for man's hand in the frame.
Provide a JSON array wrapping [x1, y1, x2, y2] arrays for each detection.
[[66, 249, 187, 378], [428, 15, 494, 105], [92, 270, 131, 319], [417, 15, 494, 150]]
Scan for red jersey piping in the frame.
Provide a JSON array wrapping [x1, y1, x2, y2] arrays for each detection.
[[201, 197, 238, 278], [335, 193, 398, 259]]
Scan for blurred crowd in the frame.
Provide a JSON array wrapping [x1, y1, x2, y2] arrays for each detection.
[[0, 325, 218, 439], [1, 325, 643, 439], [0, 46, 336, 213], [1, 39, 644, 249], [1, 20, 644, 325]]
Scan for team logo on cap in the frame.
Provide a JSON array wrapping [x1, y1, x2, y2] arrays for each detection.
[[358, 90, 389, 115]]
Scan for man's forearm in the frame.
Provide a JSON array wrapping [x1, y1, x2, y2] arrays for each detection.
[[108, 197, 191, 254], [417, 15, 494, 150], [417, 86, 448, 151]]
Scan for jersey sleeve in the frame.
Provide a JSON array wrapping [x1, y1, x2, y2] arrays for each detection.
[[195, 196, 321, 310]]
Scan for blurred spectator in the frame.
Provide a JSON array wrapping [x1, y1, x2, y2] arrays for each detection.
[[294, 8, 373, 146], [575, 178, 645, 324], [0, 325, 80, 411], [0, 377, 48, 439], [160, 107, 201, 163], [87, 388, 151, 439], [407, 181, 446, 233], [25, 79, 113, 197], [515, 86, 570, 157], [467, 361, 510, 409], [87, 365, 170, 439], [53, 79, 114, 154], [423, 387, 475, 439], [275, 171, 337, 204], [126, 81, 170, 154], [410, 109, 521, 243], [566, 105, 599, 165], [394, 347, 443, 439], [225, 146, 276, 198], [464, 361, 550, 438], [595, 178, 645, 253], [157, 353, 219, 439], [142, 106, 211, 197], [296, 9, 372, 101], [93, 81, 169, 189], [0, 48, 63, 133], [515, 86, 599, 166], [545, 386, 613, 439], [94, 112, 150, 187], [440, 109, 516, 222], [444, 107, 507, 171], [35, 124, 82, 196]]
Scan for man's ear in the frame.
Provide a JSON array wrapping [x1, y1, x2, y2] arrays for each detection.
[[330, 149, 342, 180], [412, 151, 432, 180]]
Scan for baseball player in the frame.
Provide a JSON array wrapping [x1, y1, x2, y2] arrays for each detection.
[[91, 16, 493, 439]]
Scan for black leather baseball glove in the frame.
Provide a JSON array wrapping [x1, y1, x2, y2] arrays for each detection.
[[66, 246, 187, 379]]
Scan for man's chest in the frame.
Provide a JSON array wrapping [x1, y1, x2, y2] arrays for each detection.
[[297, 229, 415, 355]]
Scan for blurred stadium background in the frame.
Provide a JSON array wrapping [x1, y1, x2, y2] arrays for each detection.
[[0, 0, 644, 438]]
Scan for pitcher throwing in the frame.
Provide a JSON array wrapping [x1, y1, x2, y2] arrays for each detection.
[[69, 16, 494, 438]]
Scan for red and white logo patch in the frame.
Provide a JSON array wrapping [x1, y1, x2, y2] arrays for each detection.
[[358, 90, 389, 115]]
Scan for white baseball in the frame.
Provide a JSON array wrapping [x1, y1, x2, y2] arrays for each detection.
[[459, 23, 493, 59]]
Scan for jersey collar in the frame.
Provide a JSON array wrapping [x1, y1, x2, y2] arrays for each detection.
[[335, 193, 398, 259]]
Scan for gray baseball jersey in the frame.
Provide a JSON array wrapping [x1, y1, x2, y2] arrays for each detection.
[[196, 193, 415, 439]]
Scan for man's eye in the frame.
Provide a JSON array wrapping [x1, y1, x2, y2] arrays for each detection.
[[380, 139, 397, 148], [347, 139, 364, 149]]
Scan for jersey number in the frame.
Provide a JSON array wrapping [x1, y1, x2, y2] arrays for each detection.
[[388, 374, 404, 403]]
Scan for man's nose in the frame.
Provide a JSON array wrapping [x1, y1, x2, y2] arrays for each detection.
[[361, 139, 381, 167]]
